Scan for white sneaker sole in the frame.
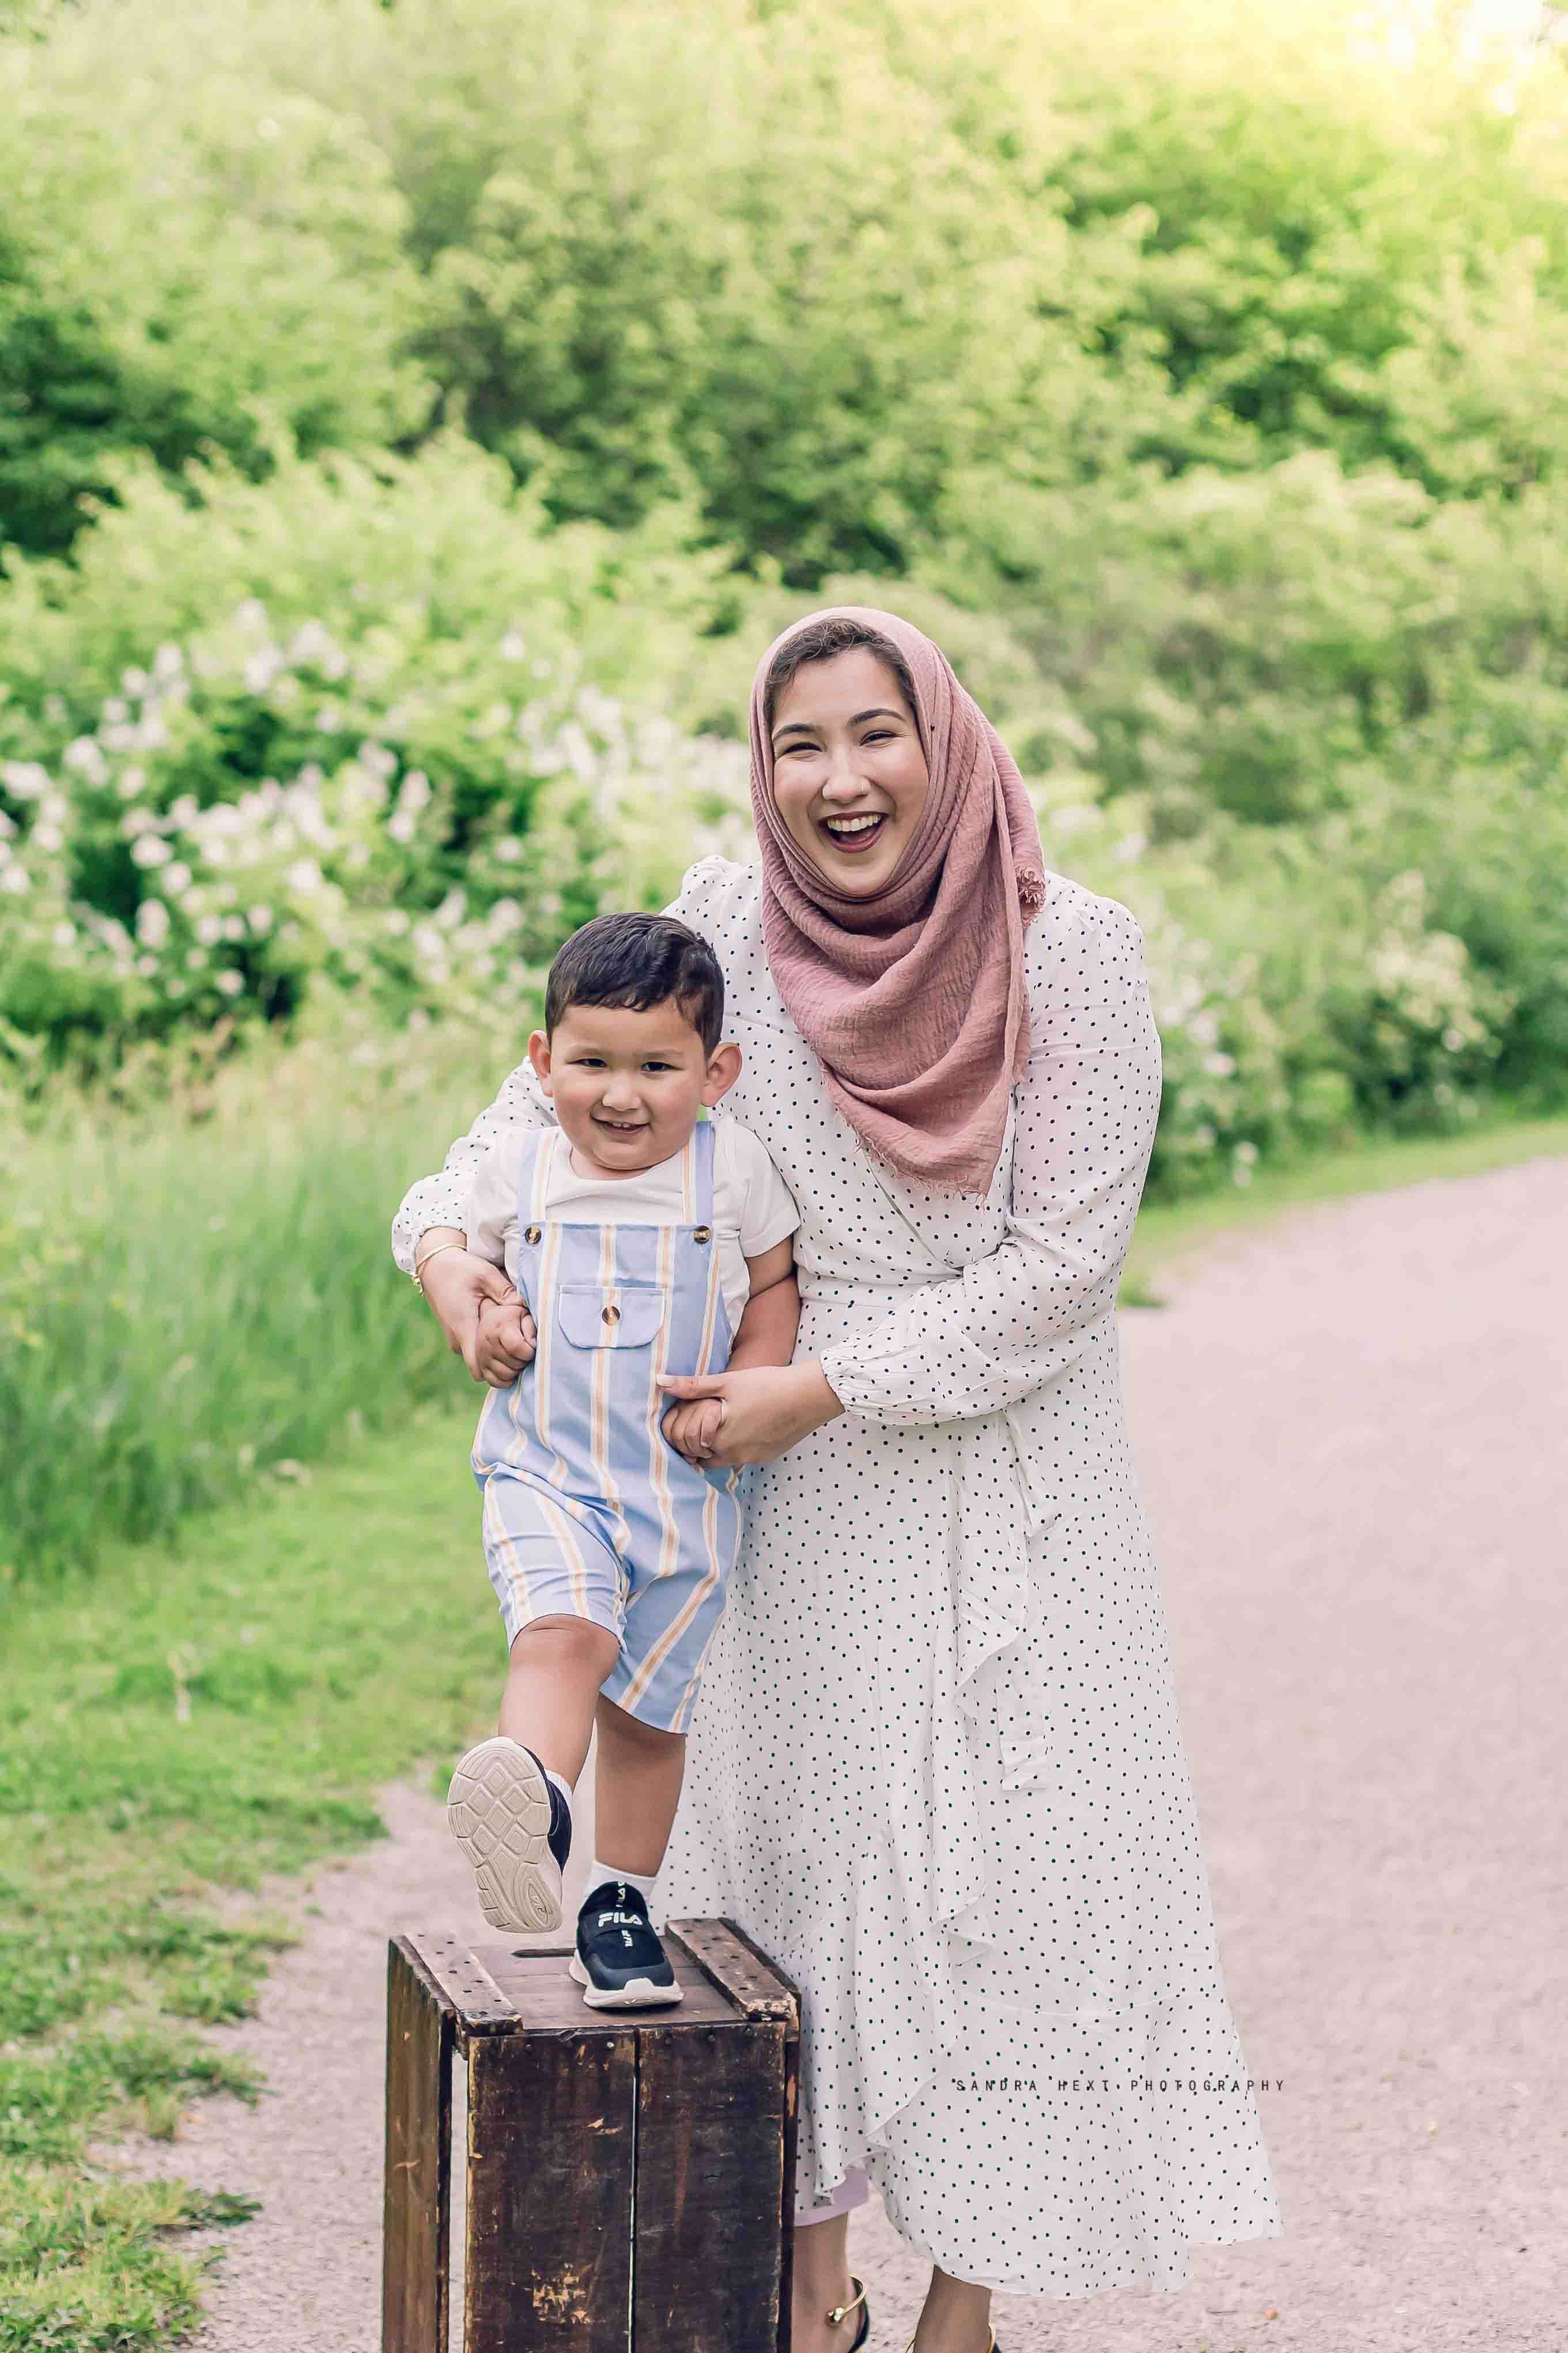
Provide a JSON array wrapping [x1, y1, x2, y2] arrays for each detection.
[[568, 1951, 685, 2009], [446, 1738, 564, 1934]]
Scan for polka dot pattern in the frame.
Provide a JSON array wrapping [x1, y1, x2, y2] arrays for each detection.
[[392, 856, 1283, 2299]]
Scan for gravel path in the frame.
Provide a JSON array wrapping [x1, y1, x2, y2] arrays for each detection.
[[110, 1153, 1568, 2350]]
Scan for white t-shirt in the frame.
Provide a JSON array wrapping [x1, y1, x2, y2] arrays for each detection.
[[461, 1114, 799, 1338]]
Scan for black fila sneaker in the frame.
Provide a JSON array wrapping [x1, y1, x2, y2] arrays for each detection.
[[446, 1737, 572, 1933], [568, 1880, 684, 2009]]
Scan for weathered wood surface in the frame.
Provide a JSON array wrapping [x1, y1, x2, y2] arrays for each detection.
[[383, 1937, 454, 2353], [465, 2028, 634, 2353], [634, 2018, 791, 2353], [404, 1928, 518, 2038], [469, 1943, 735, 2033], [667, 1917, 800, 2022], [384, 1922, 799, 2352]]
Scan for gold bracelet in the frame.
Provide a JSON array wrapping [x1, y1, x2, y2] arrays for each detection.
[[413, 1238, 466, 1294]]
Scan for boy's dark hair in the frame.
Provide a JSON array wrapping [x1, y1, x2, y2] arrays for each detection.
[[544, 912, 725, 1055], [762, 613, 920, 735]]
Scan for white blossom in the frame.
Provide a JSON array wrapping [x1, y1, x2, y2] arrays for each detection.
[[63, 738, 109, 783]]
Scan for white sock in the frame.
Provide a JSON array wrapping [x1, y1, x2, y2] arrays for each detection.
[[587, 1857, 657, 1903]]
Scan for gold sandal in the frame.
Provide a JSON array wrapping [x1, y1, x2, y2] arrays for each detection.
[[828, 2275, 870, 2350]]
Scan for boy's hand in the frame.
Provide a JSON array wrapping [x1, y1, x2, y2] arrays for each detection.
[[475, 1292, 536, 1385], [661, 1394, 727, 1466]]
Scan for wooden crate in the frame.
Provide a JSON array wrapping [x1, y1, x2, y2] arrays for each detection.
[[383, 1921, 801, 2353]]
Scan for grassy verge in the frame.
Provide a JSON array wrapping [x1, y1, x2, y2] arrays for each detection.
[[0, 1398, 496, 2348], [4, 1107, 1566, 2343], [0, 1012, 522, 1590]]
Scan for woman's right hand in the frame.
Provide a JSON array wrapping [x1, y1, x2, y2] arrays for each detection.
[[415, 1232, 532, 1386]]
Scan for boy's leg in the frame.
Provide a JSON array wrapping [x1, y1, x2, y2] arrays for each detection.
[[591, 1694, 687, 1878], [455, 1480, 626, 1932], [501, 1616, 621, 1788], [481, 1470, 625, 1782]]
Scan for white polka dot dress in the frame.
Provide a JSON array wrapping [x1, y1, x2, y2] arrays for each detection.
[[391, 856, 1284, 2299]]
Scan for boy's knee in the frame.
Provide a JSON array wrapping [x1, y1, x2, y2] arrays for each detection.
[[513, 1615, 618, 1671]]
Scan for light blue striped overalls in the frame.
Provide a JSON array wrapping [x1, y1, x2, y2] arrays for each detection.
[[470, 1121, 743, 1736]]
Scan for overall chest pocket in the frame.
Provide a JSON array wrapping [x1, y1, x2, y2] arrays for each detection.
[[556, 1283, 668, 1351]]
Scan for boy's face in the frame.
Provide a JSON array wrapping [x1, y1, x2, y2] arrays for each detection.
[[528, 999, 741, 1176]]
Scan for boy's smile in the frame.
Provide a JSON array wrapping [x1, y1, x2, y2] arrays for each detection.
[[528, 1001, 741, 1179]]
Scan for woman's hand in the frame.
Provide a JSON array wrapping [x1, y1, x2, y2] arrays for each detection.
[[656, 1362, 844, 1466], [415, 1231, 531, 1386]]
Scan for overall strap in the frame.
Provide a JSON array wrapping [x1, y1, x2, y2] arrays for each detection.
[[512, 1125, 557, 1228], [693, 1115, 717, 1225]]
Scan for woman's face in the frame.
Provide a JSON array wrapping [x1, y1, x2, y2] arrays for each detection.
[[769, 647, 930, 896]]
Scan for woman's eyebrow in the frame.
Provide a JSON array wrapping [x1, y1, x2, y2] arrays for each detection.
[[771, 706, 905, 748]]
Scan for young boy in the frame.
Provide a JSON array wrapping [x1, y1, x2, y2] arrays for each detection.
[[445, 911, 800, 2008]]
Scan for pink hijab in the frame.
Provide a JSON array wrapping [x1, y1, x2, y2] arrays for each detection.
[[749, 605, 1049, 1196]]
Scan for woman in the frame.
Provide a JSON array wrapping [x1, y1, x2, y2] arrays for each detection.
[[393, 608, 1283, 2353]]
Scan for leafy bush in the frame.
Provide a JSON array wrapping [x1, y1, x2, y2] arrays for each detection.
[[0, 438, 770, 1071], [0, 6, 428, 559]]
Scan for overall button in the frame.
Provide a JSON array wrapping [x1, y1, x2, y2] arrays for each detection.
[[693, 1225, 712, 1245], [602, 1304, 621, 1326], [524, 1225, 542, 1245]]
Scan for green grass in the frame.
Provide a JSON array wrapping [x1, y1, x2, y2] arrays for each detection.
[[0, 1019, 518, 1589], [0, 1396, 500, 2349], [4, 1103, 1566, 2344]]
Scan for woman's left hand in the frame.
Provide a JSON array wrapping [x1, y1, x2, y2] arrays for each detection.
[[658, 1362, 844, 1466]]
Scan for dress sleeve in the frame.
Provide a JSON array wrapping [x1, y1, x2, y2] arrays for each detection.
[[818, 890, 1162, 1427], [390, 858, 733, 1273], [390, 1054, 554, 1274], [460, 1135, 524, 1273]]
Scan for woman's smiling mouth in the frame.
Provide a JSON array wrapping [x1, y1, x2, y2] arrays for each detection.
[[819, 810, 888, 853]]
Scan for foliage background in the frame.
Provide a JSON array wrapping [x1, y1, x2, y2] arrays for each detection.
[[4, 7, 1568, 2337], [3, 0, 1568, 1585]]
